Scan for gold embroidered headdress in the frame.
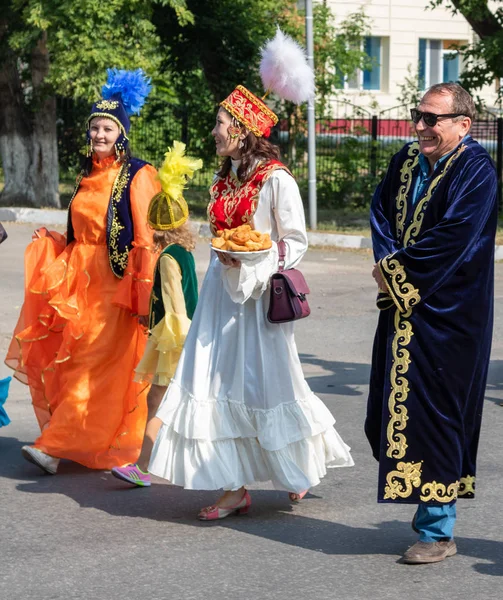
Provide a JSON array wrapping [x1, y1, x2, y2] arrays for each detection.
[[220, 29, 315, 138], [148, 141, 203, 231], [221, 86, 278, 138]]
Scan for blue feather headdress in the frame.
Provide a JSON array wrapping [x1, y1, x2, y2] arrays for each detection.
[[101, 68, 152, 116], [88, 68, 152, 135]]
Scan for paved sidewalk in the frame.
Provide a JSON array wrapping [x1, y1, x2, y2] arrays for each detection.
[[3, 206, 503, 259], [1, 223, 503, 600], [0, 206, 373, 250]]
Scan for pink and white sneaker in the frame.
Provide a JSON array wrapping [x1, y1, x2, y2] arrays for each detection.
[[111, 463, 151, 487]]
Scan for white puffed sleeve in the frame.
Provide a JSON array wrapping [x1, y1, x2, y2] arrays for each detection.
[[221, 169, 308, 304], [254, 169, 308, 270]]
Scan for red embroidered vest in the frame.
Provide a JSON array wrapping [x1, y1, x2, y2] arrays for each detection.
[[207, 160, 290, 234]]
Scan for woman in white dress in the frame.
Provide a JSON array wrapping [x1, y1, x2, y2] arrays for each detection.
[[148, 81, 354, 520]]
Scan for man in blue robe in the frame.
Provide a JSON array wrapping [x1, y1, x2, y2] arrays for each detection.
[[366, 83, 498, 564]]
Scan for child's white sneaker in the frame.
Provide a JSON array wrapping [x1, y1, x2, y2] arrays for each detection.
[[21, 445, 59, 475]]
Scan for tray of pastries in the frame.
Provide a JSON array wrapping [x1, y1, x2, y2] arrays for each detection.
[[211, 224, 273, 260]]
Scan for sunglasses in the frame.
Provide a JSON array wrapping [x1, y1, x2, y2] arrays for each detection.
[[410, 109, 467, 127]]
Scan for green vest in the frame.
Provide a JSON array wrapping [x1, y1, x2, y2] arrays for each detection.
[[149, 244, 198, 329]]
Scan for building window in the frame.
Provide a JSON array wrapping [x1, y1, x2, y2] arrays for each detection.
[[346, 36, 387, 92], [419, 39, 462, 89], [363, 36, 381, 90]]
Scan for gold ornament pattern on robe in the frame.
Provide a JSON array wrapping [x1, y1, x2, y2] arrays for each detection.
[[379, 257, 421, 314], [420, 481, 459, 502], [403, 144, 466, 246], [458, 475, 475, 496], [386, 308, 413, 459], [395, 143, 420, 240], [384, 461, 422, 500], [378, 143, 419, 308], [108, 162, 131, 278], [381, 142, 467, 502]]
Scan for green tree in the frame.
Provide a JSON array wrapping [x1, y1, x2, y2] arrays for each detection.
[[275, 3, 371, 170], [430, 0, 503, 102], [281, 4, 372, 118], [151, 0, 294, 163], [0, 0, 191, 207], [152, 1, 371, 166], [396, 65, 423, 114]]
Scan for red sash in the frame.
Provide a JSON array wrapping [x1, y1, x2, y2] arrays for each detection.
[[207, 160, 290, 234]]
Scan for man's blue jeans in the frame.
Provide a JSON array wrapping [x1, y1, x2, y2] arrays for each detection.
[[415, 503, 457, 542]]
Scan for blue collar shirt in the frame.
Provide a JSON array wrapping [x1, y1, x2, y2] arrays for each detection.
[[412, 135, 470, 204]]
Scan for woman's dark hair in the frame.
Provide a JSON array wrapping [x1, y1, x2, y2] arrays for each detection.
[[80, 145, 131, 177], [217, 114, 280, 181]]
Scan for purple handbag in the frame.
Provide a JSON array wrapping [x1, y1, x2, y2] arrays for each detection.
[[267, 240, 311, 324]]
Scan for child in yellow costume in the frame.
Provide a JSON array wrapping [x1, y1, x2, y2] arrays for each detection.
[[112, 142, 202, 486]]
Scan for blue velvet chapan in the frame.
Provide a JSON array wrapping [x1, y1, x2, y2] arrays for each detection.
[[366, 137, 498, 505]]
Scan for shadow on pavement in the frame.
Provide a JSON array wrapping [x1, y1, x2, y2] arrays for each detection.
[[2, 434, 501, 574], [485, 359, 503, 407], [221, 512, 503, 574], [299, 355, 371, 397], [0, 436, 45, 482], [299, 351, 503, 405], [12, 469, 503, 572]]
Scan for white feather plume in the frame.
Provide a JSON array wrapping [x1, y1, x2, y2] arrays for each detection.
[[260, 28, 315, 105]]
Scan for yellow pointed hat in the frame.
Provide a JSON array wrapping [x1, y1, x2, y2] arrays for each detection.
[[148, 141, 203, 231]]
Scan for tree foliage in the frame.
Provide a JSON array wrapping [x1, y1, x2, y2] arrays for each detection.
[[281, 4, 372, 117], [0, 0, 191, 207], [1, 0, 374, 206], [151, 0, 372, 162], [430, 0, 503, 102], [151, 0, 291, 161], [6, 0, 192, 100], [396, 65, 423, 113]]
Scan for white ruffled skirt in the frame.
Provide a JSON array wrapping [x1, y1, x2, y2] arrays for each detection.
[[149, 253, 354, 492]]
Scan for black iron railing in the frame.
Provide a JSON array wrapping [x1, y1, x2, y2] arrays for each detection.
[[55, 98, 503, 210]]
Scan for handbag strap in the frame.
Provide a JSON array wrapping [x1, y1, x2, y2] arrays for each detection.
[[277, 240, 286, 272]]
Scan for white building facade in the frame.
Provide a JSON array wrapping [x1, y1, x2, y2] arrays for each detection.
[[326, 0, 499, 112]]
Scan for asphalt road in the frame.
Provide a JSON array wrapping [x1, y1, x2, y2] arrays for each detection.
[[1, 222, 503, 600]]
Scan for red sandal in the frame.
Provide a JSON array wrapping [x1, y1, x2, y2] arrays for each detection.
[[198, 490, 251, 521], [288, 490, 309, 502]]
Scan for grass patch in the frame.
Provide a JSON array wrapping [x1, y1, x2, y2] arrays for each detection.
[[184, 190, 373, 235], [6, 176, 503, 245], [30, 184, 503, 245], [312, 208, 370, 236], [59, 180, 75, 208]]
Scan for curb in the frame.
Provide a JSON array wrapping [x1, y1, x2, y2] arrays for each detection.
[[0, 207, 371, 250], [2, 206, 502, 256], [0, 207, 68, 226]]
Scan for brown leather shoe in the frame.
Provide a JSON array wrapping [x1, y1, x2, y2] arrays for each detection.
[[403, 540, 457, 564]]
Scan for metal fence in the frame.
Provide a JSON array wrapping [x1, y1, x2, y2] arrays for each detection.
[[56, 98, 503, 210], [273, 101, 503, 209]]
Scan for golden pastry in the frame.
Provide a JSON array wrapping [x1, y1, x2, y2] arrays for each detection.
[[211, 225, 273, 252]]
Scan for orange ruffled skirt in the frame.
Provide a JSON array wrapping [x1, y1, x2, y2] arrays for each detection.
[[6, 231, 150, 469]]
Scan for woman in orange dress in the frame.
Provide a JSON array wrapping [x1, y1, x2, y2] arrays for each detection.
[[5, 69, 160, 473]]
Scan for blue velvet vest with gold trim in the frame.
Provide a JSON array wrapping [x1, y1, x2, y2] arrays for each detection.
[[66, 157, 150, 278]]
